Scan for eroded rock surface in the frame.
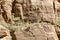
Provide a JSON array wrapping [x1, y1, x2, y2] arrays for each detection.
[[22, 0, 55, 24], [0, 25, 11, 40], [1, 0, 60, 40], [14, 23, 58, 40]]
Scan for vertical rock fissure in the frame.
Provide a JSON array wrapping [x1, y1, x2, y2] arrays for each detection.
[[10, 31, 17, 40]]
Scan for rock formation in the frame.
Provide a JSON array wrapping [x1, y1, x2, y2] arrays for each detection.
[[0, 0, 60, 40]]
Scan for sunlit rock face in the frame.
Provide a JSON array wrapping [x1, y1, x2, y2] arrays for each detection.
[[23, 0, 55, 23], [0, 25, 11, 40], [14, 23, 58, 40], [1, 0, 60, 40]]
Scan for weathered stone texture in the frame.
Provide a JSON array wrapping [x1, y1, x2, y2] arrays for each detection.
[[55, 1, 60, 26], [14, 23, 58, 40], [1, 0, 60, 40], [22, 0, 55, 23], [0, 25, 11, 40]]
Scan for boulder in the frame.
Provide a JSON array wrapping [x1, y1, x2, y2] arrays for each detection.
[[14, 23, 58, 40], [0, 25, 11, 40], [23, 0, 55, 23]]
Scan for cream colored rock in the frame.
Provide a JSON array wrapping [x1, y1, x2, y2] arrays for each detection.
[[1, 0, 13, 23], [14, 23, 58, 40], [0, 25, 11, 40], [23, 0, 55, 23]]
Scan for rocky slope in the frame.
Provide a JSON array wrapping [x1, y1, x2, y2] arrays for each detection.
[[0, 0, 60, 40]]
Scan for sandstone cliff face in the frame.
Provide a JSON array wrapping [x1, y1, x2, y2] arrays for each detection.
[[0, 0, 60, 40], [14, 23, 58, 40], [0, 25, 11, 40], [13, 0, 60, 40], [22, 0, 55, 23]]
